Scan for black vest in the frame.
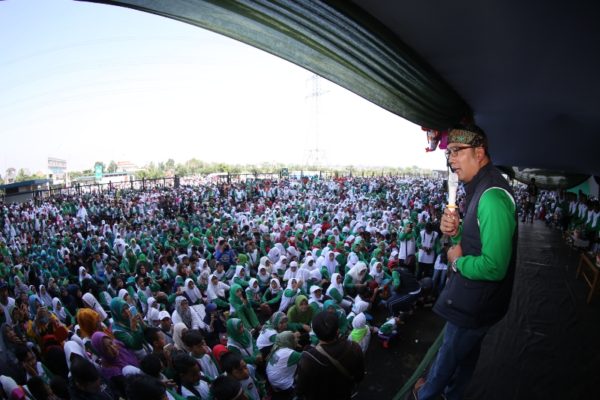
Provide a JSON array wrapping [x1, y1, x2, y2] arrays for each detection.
[[433, 163, 518, 328]]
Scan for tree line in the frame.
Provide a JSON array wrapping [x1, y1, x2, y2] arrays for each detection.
[[3, 158, 437, 185]]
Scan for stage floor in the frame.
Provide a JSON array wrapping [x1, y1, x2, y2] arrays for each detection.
[[357, 221, 600, 400]]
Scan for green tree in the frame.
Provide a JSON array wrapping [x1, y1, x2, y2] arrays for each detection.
[[175, 164, 188, 177], [107, 160, 118, 173], [14, 168, 45, 182]]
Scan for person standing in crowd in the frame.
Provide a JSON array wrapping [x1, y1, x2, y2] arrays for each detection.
[[415, 124, 517, 400], [522, 178, 539, 223], [295, 311, 365, 399]]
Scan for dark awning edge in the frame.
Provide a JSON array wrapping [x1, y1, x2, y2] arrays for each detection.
[[77, 0, 471, 129], [497, 166, 590, 190]]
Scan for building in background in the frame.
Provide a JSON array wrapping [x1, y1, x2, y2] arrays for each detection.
[[48, 157, 67, 185], [0, 179, 50, 204], [117, 161, 139, 173]]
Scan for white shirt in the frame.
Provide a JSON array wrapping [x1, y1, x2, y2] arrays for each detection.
[[1, 297, 15, 324], [266, 347, 299, 391], [418, 231, 438, 264], [434, 254, 448, 271]]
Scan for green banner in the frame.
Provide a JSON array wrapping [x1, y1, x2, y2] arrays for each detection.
[[95, 163, 104, 181]]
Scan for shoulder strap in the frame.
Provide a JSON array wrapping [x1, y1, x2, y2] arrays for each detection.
[[315, 344, 353, 380]]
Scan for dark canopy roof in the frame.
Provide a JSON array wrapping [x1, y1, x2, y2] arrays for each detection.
[[350, 0, 600, 176], [80, 0, 600, 176]]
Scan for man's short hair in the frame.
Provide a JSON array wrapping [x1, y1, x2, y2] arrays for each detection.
[[220, 352, 243, 374], [212, 375, 244, 400], [182, 329, 204, 348], [139, 354, 163, 378], [125, 374, 166, 400], [143, 327, 162, 345], [312, 311, 339, 342], [26, 376, 48, 400], [70, 357, 100, 385], [171, 352, 197, 375], [15, 345, 32, 362]]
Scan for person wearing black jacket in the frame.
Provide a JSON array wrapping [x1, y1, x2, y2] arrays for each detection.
[[295, 311, 365, 400], [68, 356, 115, 400], [383, 268, 422, 316]]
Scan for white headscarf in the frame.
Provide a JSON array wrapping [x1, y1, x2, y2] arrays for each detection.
[[146, 297, 160, 326], [324, 252, 339, 277], [78, 266, 92, 283], [273, 255, 288, 276], [347, 262, 368, 283], [38, 285, 53, 308], [197, 259, 210, 276], [347, 252, 359, 268], [248, 278, 260, 293], [82, 292, 108, 321], [369, 262, 385, 284], [351, 295, 370, 315], [352, 312, 367, 330], [0, 376, 20, 399], [70, 325, 85, 349], [268, 247, 280, 264], [230, 265, 246, 284], [172, 322, 189, 351], [286, 246, 299, 259], [278, 278, 299, 313], [174, 296, 193, 329], [207, 274, 228, 301], [52, 297, 67, 322], [269, 278, 282, 294], [302, 256, 315, 271], [259, 256, 271, 274], [64, 340, 89, 369], [283, 261, 299, 282], [257, 265, 271, 284], [308, 285, 323, 308], [326, 273, 344, 298], [184, 278, 202, 304]]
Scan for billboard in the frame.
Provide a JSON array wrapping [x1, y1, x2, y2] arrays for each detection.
[[94, 163, 104, 182], [48, 157, 67, 184]]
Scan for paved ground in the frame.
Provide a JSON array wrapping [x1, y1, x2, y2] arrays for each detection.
[[355, 221, 600, 400]]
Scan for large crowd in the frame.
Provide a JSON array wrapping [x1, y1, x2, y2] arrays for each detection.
[[0, 175, 479, 400], [515, 179, 599, 254]]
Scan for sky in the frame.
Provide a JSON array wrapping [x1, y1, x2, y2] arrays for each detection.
[[0, 0, 448, 175]]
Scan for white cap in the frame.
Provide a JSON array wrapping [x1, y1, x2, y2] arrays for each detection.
[[158, 311, 171, 320]]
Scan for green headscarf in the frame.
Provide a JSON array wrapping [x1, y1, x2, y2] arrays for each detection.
[[109, 297, 130, 331], [237, 254, 249, 265], [288, 295, 313, 325], [323, 299, 338, 312], [268, 331, 297, 365], [228, 283, 244, 307], [226, 318, 251, 348], [274, 330, 296, 350], [262, 311, 287, 333]]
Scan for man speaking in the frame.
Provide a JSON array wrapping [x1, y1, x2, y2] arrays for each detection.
[[416, 124, 518, 400]]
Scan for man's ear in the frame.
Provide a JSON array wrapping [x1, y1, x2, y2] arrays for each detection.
[[476, 147, 487, 162]]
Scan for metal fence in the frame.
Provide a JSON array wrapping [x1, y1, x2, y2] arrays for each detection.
[[1, 169, 443, 204], [0, 177, 176, 204], [205, 169, 440, 183]]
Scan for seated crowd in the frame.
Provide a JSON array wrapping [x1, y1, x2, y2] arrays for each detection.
[[0, 176, 456, 400]]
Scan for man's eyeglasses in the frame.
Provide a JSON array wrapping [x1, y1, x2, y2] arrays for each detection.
[[445, 146, 474, 160]]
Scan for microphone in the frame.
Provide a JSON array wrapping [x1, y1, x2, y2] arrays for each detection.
[[447, 169, 459, 212]]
